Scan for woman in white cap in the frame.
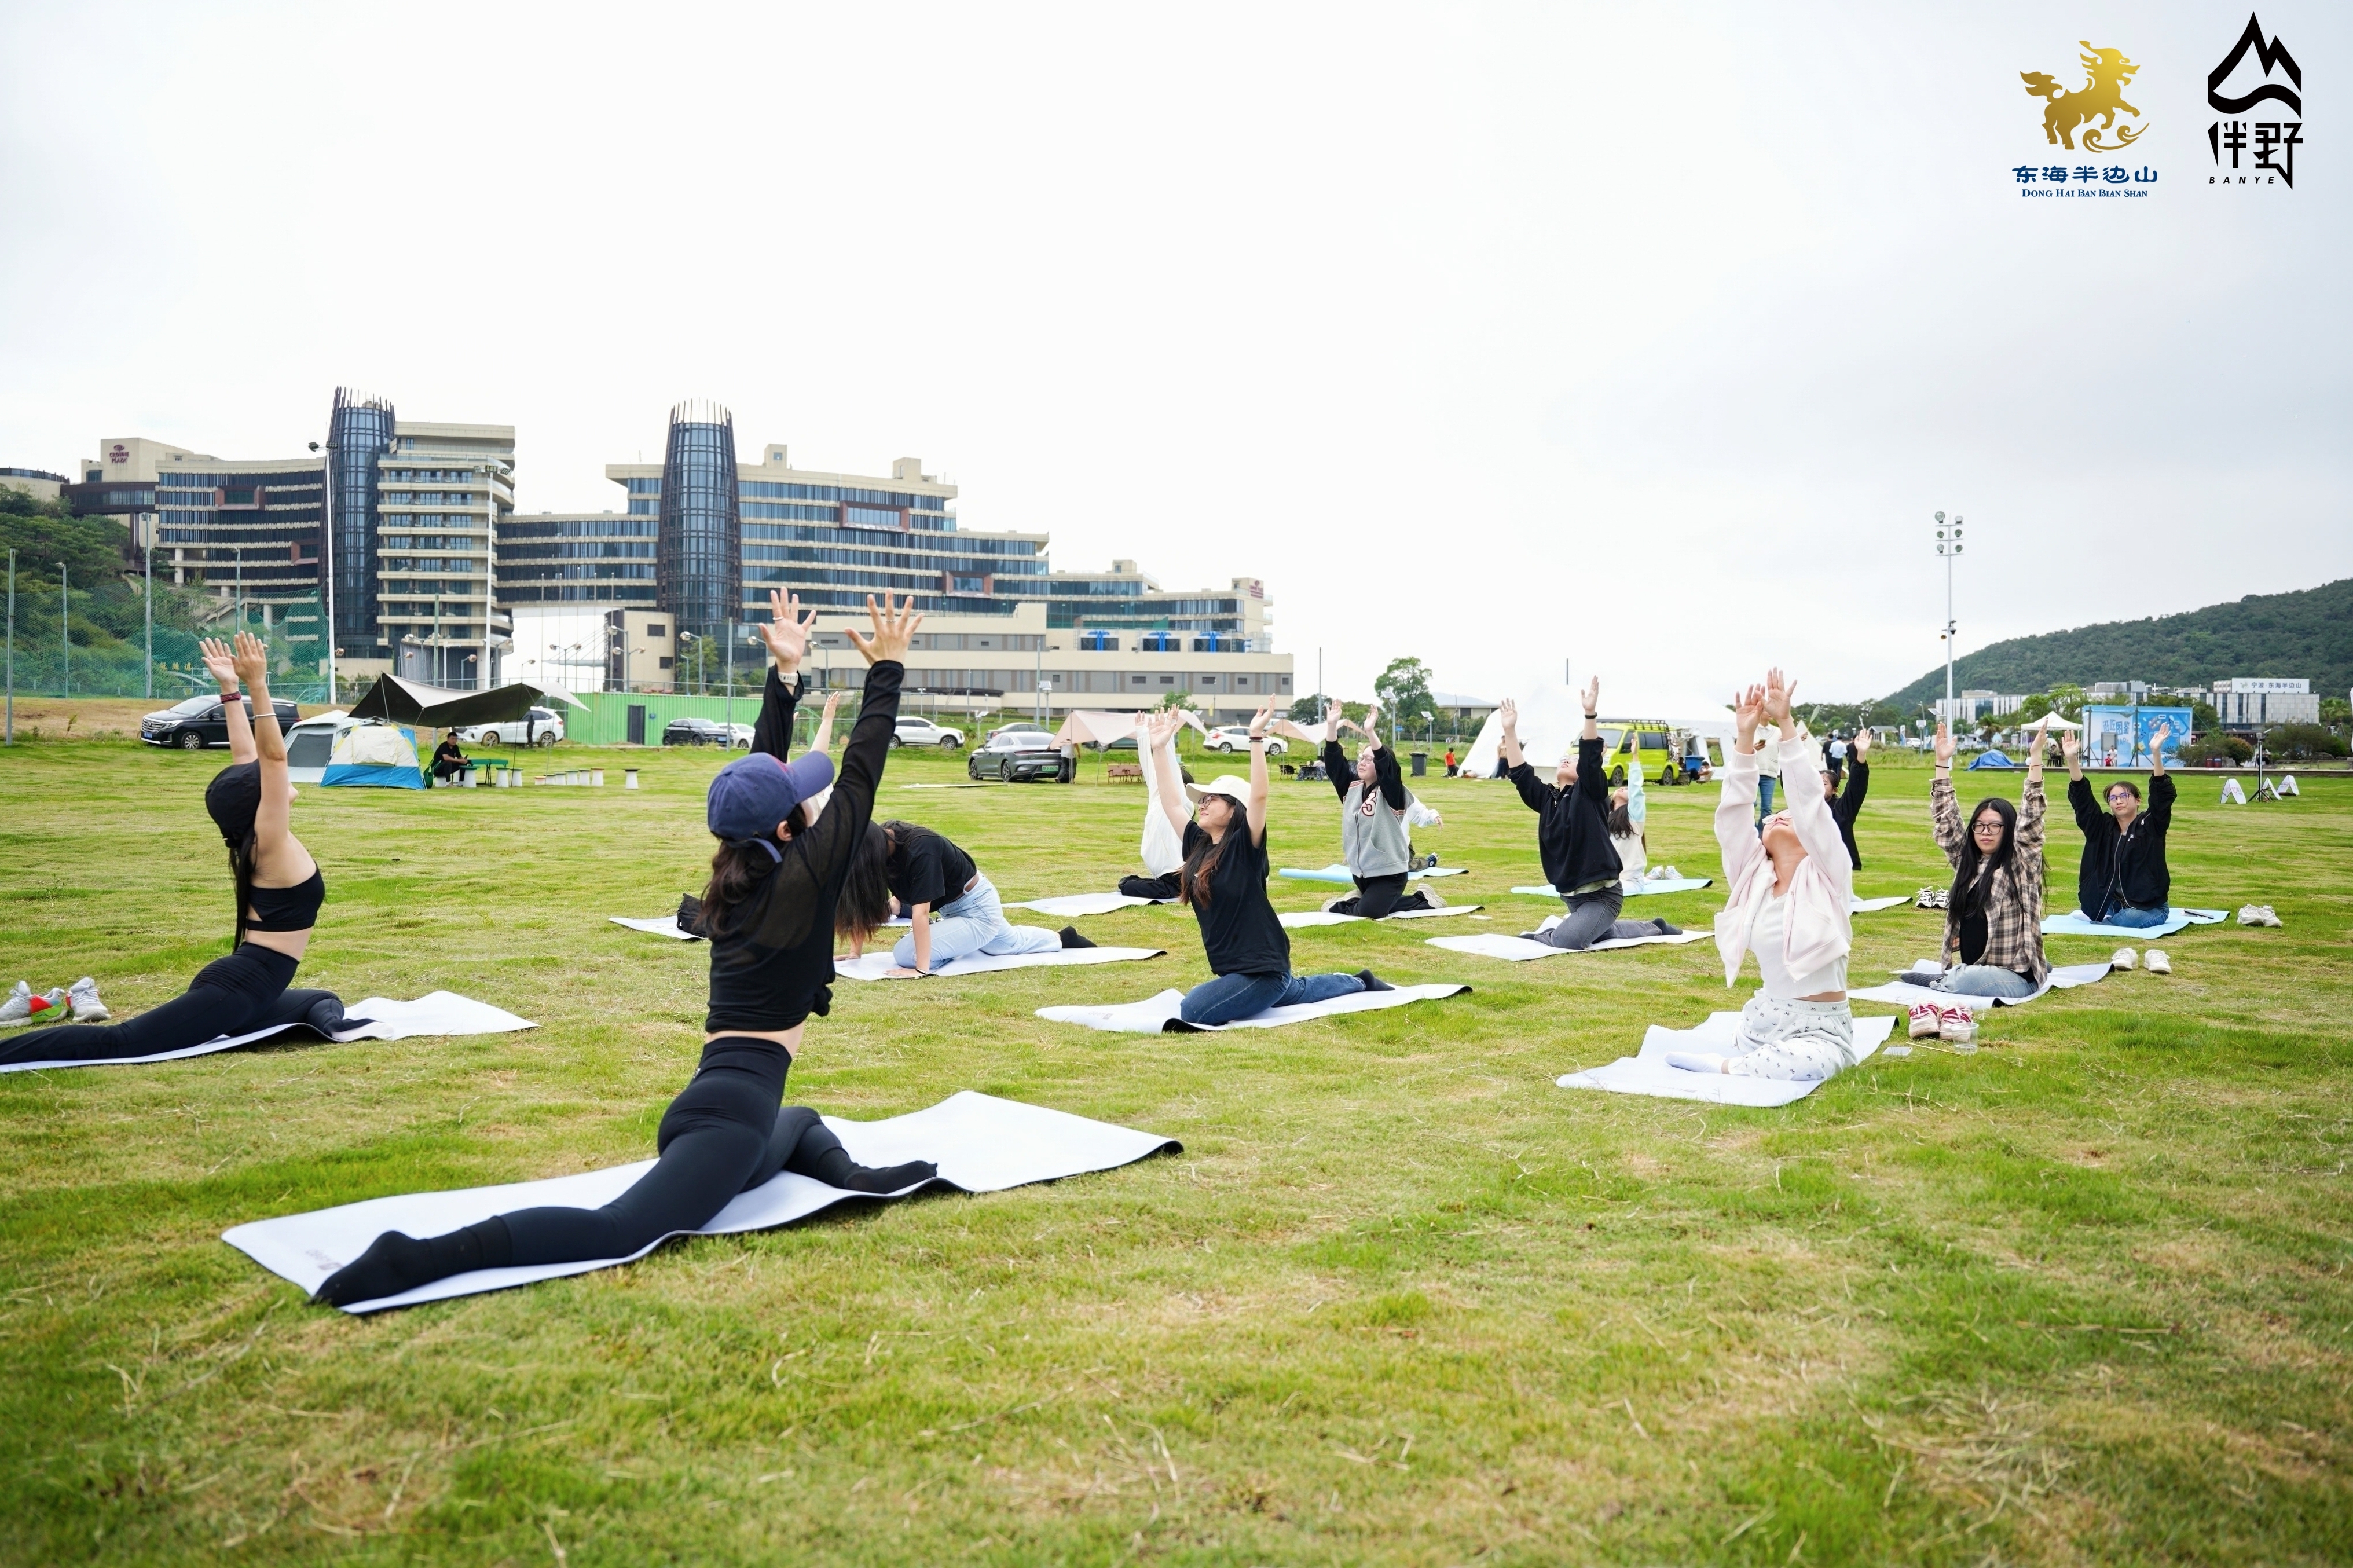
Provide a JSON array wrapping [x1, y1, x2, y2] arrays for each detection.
[[1143, 705, 1389, 1027], [313, 593, 938, 1308]]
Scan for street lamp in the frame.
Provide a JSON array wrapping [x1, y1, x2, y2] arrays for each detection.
[[1933, 512, 1964, 714], [309, 439, 336, 702]]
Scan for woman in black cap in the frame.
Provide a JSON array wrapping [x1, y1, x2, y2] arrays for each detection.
[[313, 593, 937, 1309], [1, 632, 358, 1069]]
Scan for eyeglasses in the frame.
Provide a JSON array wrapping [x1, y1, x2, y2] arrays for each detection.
[[1971, 819, 2005, 835]]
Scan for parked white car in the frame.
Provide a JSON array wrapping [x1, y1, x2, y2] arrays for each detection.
[[892, 716, 965, 749], [1206, 725, 1287, 756], [457, 707, 566, 748]]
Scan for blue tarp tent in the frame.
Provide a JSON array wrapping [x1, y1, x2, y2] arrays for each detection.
[[1967, 749, 2015, 770], [321, 721, 425, 788]]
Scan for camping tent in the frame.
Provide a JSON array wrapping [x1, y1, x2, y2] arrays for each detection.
[[1053, 709, 1210, 750], [1967, 749, 2015, 770], [349, 675, 585, 730], [285, 710, 360, 784], [322, 721, 424, 788]]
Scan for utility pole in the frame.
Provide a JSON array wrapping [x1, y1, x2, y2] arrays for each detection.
[[143, 516, 153, 699], [1934, 512, 1963, 714], [310, 439, 338, 703]]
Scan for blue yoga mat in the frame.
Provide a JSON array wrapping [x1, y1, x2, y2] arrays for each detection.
[[2040, 907, 2226, 940]]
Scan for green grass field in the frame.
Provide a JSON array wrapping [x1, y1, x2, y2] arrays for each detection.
[[2, 734, 2348, 1565]]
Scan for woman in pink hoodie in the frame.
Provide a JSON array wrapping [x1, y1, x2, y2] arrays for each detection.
[[1668, 669, 1857, 1080]]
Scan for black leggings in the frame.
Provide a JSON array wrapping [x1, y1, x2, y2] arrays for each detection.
[[0, 945, 351, 1068], [1326, 873, 1431, 920], [313, 1037, 937, 1305]]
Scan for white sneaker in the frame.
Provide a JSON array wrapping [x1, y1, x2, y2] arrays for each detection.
[[2110, 947, 2137, 972], [0, 981, 70, 1026], [1908, 1002, 1944, 1040], [2145, 949, 2172, 975], [2238, 904, 2283, 928], [68, 977, 108, 1023], [1420, 889, 1447, 909], [1664, 1050, 1726, 1074]]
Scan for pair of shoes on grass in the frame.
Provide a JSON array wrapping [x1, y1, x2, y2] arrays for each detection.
[[0, 977, 107, 1026], [2109, 947, 2172, 974], [2237, 904, 2282, 928], [1906, 1001, 1977, 1046]]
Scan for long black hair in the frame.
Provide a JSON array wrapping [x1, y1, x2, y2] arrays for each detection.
[[837, 823, 894, 947], [1948, 794, 2018, 917], [700, 799, 819, 937], [206, 762, 263, 946], [1179, 796, 1242, 908]]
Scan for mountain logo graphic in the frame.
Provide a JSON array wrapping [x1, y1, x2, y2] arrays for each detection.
[[2020, 42, 2145, 151], [2207, 14, 2302, 187], [2209, 13, 2300, 116]]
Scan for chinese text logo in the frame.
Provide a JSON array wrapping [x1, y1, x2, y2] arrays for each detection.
[[2021, 43, 2146, 151], [2208, 14, 2300, 186]]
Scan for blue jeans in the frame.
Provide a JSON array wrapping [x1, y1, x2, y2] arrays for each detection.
[[2091, 897, 2171, 929], [890, 874, 1062, 970], [1753, 775, 1777, 836], [1179, 970, 1365, 1027], [1933, 965, 2039, 999]]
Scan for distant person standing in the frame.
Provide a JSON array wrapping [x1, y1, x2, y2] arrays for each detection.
[[1820, 728, 1871, 869], [2065, 723, 2175, 927]]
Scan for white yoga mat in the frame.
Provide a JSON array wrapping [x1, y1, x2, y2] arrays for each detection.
[[1846, 961, 2111, 1015], [1278, 904, 1482, 928], [1424, 928, 1711, 962], [225, 1091, 1178, 1314], [1278, 864, 1468, 884], [2040, 907, 2226, 939], [611, 914, 700, 941], [1511, 877, 1716, 899], [1038, 982, 1469, 1035], [833, 946, 1164, 982], [1850, 895, 1912, 914], [0, 991, 535, 1074], [1009, 892, 1171, 917], [1555, 1013, 1897, 1107]]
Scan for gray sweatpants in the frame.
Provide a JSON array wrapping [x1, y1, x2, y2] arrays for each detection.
[[1534, 884, 1660, 950], [1725, 995, 1856, 1081]]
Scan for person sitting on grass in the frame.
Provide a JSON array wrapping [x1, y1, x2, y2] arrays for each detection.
[[1665, 669, 1857, 1080], [1501, 681, 1678, 950], [1901, 716, 2053, 1000], [2066, 723, 2175, 928], [846, 820, 1092, 976], [1143, 705, 1390, 1027], [2, 633, 364, 1067], [312, 592, 940, 1309], [430, 731, 468, 785], [1118, 713, 1190, 902], [1277, 699, 1441, 919], [1821, 726, 1871, 870]]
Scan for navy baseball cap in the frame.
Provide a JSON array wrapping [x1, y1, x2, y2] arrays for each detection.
[[706, 750, 835, 841]]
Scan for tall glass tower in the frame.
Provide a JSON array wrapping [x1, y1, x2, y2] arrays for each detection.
[[655, 400, 742, 637], [327, 387, 397, 655]]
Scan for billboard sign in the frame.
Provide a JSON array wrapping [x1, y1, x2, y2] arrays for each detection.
[[2080, 705, 2191, 769]]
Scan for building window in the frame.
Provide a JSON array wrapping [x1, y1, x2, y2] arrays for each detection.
[[1159, 675, 1174, 684], [1131, 675, 1148, 686], [646, 622, 666, 636], [659, 657, 674, 670]]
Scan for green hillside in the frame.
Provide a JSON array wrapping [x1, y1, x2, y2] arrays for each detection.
[[1881, 578, 2353, 710]]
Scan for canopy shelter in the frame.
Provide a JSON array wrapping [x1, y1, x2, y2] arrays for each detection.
[[349, 675, 587, 730], [1053, 709, 1210, 750]]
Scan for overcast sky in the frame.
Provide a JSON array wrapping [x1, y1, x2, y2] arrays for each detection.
[[3, 1, 2344, 724]]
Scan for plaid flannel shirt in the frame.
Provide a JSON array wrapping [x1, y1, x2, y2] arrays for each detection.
[[1932, 772, 2049, 983]]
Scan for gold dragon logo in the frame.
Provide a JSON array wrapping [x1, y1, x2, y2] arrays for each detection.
[[2021, 42, 2146, 150]]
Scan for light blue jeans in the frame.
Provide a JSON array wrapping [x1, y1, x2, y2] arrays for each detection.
[[2091, 898, 2171, 929], [890, 874, 1062, 970], [1933, 965, 2039, 999], [1179, 970, 1365, 1027]]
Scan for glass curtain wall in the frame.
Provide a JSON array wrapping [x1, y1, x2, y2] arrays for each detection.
[[656, 401, 742, 637], [326, 387, 396, 656]]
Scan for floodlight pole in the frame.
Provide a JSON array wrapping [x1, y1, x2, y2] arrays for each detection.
[[5, 549, 14, 743], [142, 516, 153, 699], [1933, 512, 1964, 712], [313, 439, 337, 702]]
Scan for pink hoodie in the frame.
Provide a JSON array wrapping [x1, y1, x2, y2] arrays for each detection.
[[1713, 731, 1855, 988]]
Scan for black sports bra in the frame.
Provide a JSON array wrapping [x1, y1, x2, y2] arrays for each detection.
[[248, 868, 326, 932]]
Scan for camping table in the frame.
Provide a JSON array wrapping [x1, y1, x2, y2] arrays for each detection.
[[472, 758, 514, 787]]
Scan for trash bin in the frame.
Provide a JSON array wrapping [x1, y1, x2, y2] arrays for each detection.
[[1409, 750, 1428, 778]]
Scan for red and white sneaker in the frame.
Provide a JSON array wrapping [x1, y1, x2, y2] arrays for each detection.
[[0, 981, 71, 1026], [1907, 1002, 1944, 1040]]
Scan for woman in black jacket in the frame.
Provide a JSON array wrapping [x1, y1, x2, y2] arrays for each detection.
[[313, 593, 937, 1309], [1503, 682, 1679, 950], [2064, 723, 2176, 926]]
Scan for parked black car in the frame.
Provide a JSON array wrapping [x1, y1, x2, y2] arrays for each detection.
[[140, 694, 303, 750], [967, 730, 1072, 783], [662, 716, 754, 748]]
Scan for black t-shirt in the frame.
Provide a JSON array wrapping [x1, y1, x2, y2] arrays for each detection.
[[884, 823, 977, 910], [1181, 819, 1290, 977]]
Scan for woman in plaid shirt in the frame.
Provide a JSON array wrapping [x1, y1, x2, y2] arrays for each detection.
[[1922, 717, 2053, 999]]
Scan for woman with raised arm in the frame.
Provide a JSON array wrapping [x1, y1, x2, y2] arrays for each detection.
[[314, 593, 938, 1307], [1904, 716, 2052, 999], [2, 633, 362, 1066], [2065, 723, 2175, 927], [1285, 700, 1441, 919], [1665, 671, 1858, 1079], [1146, 704, 1389, 1027], [1501, 680, 1679, 949]]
